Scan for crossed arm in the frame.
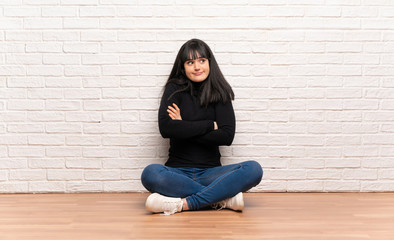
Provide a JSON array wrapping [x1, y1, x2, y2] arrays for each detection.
[[167, 103, 218, 130], [163, 102, 235, 146], [158, 83, 235, 146]]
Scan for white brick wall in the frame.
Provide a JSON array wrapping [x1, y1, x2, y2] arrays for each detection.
[[1, 1, 394, 193]]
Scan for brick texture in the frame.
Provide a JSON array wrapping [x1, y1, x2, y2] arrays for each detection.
[[1, 1, 394, 193]]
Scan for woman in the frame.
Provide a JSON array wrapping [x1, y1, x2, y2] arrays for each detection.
[[141, 39, 263, 215]]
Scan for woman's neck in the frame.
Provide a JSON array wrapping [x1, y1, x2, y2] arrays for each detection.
[[190, 81, 204, 97], [191, 81, 203, 89]]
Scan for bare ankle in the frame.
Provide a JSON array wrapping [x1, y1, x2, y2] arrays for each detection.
[[182, 199, 189, 211]]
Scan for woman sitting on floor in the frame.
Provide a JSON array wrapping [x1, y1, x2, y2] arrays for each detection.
[[141, 38, 263, 215]]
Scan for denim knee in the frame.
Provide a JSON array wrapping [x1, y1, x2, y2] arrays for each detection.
[[141, 164, 163, 192], [243, 160, 263, 187]]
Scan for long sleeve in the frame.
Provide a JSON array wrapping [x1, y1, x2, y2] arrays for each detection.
[[158, 83, 214, 139], [192, 100, 235, 146]]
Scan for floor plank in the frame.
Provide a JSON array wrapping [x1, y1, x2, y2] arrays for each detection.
[[0, 193, 394, 240]]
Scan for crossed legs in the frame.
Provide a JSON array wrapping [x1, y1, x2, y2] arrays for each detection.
[[141, 161, 263, 213]]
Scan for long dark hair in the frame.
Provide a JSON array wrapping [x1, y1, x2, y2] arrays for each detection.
[[166, 38, 234, 107]]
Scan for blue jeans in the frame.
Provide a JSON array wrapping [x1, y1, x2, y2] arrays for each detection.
[[141, 160, 263, 210]]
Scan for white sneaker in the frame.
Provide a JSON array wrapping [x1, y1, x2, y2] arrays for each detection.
[[145, 193, 183, 215], [212, 192, 244, 211]]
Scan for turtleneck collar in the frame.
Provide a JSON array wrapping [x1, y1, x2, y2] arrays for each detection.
[[191, 81, 204, 97], [192, 81, 203, 90]]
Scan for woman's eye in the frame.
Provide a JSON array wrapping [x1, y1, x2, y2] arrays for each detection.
[[200, 59, 205, 63], [187, 61, 193, 65]]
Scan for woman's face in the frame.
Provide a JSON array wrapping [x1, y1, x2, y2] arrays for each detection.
[[183, 56, 210, 83]]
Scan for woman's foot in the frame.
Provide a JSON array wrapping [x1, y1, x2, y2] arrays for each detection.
[[212, 192, 244, 211], [145, 193, 183, 215]]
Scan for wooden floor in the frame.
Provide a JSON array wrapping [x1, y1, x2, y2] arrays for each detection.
[[0, 193, 394, 240]]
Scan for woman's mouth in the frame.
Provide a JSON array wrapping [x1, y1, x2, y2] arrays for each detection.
[[193, 72, 203, 76]]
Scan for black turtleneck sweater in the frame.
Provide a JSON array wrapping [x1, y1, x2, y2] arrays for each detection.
[[158, 82, 236, 168]]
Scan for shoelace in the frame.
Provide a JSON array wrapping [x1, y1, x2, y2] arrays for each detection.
[[162, 200, 181, 215], [211, 200, 226, 210]]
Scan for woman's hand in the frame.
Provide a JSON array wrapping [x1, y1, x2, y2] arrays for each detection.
[[167, 103, 182, 120], [214, 121, 218, 130]]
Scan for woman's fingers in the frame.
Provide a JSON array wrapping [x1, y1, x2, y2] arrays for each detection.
[[167, 103, 182, 120], [167, 105, 176, 113], [173, 103, 180, 111], [167, 107, 177, 117], [168, 104, 180, 113], [167, 109, 176, 119]]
